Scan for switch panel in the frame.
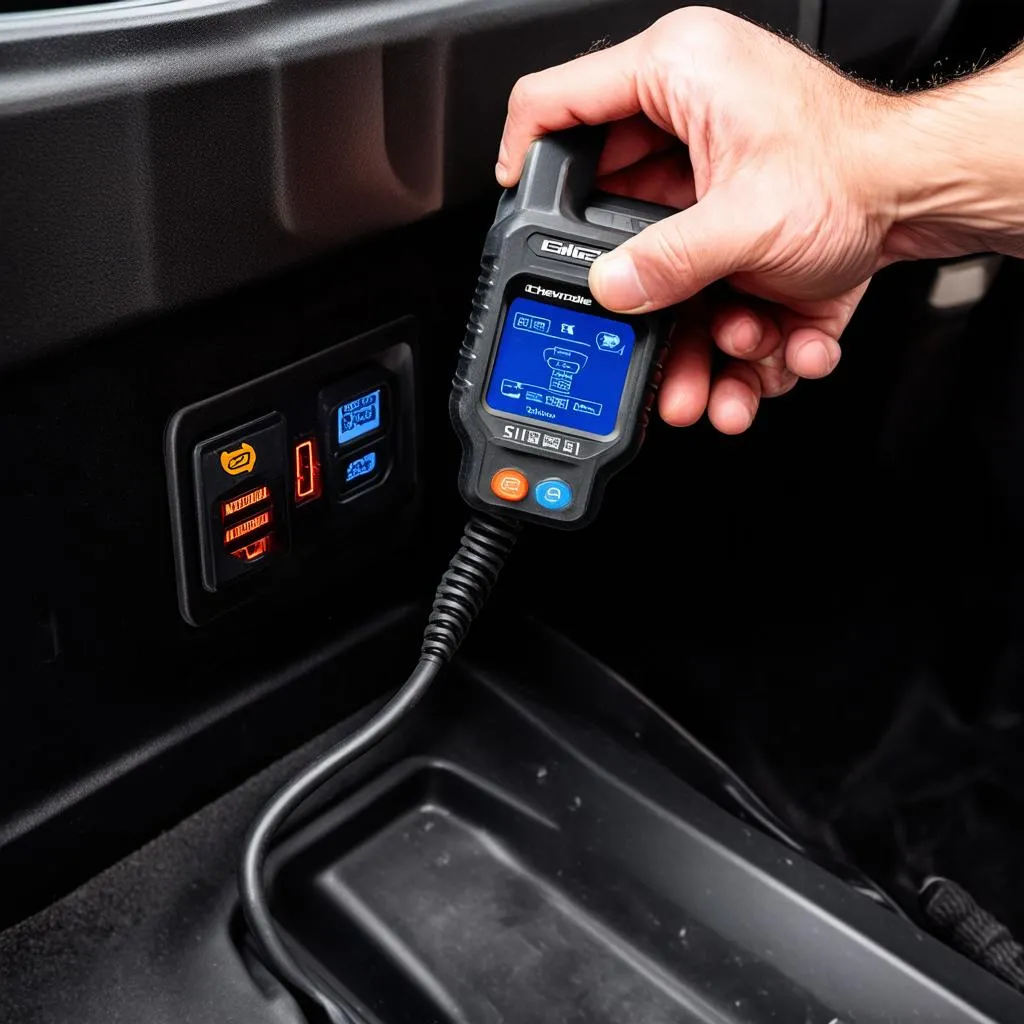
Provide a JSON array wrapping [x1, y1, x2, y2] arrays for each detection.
[[165, 318, 419, 626], [193, 413, 289, 591]]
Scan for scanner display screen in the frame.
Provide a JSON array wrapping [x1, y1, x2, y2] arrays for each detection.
[[484, 297, 635, 437]]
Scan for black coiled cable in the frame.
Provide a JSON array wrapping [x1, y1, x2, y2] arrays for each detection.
[[239, 514, 520, 1024], [422, 515, 520, 661]]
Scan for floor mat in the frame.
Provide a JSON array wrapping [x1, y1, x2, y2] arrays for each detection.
[[728, 661, 1024, 939]]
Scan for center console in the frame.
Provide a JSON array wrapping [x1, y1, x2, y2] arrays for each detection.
[[260, 622, 1024, 1024]]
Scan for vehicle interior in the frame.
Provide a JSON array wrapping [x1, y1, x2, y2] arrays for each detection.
[[4, 1, 1024, 1021]]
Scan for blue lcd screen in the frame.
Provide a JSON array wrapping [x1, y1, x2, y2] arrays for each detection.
[[485, 297, 635, 436], [338, 389, 381, 445], [345, 450, 378, 483]]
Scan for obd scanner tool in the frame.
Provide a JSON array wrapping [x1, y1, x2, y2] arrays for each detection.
[[239, 128, 675, 1024], [452, 127, 673, 527]]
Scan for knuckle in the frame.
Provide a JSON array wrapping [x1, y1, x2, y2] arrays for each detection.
[[507, 73, 541, 117], [640, 222, 700, 294], [643, 9, 731, 116], [652, 6, 728, 51]]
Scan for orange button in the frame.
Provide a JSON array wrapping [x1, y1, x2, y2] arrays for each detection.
[[490, 468, 529, 502]]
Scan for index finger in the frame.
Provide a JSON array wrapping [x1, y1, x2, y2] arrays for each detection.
[[496, 35, 647, 187]]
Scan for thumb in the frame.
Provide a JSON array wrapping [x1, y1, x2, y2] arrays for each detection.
[[589, 188, 755, 312]]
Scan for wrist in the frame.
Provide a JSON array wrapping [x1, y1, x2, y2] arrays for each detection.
[[868, 50, 1024, 261]]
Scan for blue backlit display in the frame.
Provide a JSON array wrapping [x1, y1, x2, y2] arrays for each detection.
[[345, 450, 378, 483], [338, 389, 381, 445], [485, 297, 635, 436]]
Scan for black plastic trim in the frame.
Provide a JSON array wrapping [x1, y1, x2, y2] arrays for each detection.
[[0, 0, 799, 360], [0, 603, 422, 931]]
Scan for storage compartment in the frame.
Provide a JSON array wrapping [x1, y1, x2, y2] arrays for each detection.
[[264, 622, 1024, 1024], [277, 766, 714, 1024]]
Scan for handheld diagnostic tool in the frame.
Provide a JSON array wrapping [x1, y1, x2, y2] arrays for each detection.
[[451, 127, 674, 528]]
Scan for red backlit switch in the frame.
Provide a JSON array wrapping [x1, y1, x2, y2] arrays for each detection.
[[223, 508, 272, 547], [229, 535, 272, 562], [293, 438, 322, 504], [220, 485, 270, 521]]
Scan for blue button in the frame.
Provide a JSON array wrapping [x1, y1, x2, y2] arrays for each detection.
[[345, 449, 377, 484], [534, 478, 573, 511]]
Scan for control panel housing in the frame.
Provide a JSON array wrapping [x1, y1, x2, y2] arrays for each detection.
[[165, 319, 418, 625]]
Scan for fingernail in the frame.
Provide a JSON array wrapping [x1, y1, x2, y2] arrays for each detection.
[[590, 254, 648, 311], [719, 397, 753, 434], [732, 399, 755, 432], [495, 143, 510, 185], [826, 339, 842, 371], [794, 337, 841, 378], [731, 319, 762, 355], [659, 384, 697, 428]]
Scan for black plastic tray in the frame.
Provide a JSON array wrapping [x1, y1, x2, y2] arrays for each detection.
[[267, 622, 1024, 1024]]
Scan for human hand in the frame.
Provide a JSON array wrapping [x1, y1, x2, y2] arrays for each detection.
[[496, 8, 904, 433]]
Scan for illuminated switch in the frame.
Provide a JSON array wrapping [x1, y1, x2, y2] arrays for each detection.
[[338, 438, 390, 497], [292, 437, 323, 505], [220, 484, 271, 521], [230, 535, 273, 562], [223, 508, 273, 547], [322, 378, 392, 454], [193, 413, 289, 591], [336, 388, 383, 447]]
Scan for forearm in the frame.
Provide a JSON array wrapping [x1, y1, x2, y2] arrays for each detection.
[[879, 46, 1024, 260]]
